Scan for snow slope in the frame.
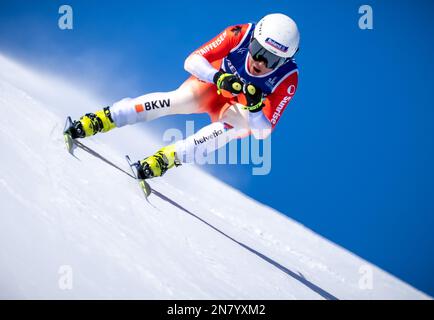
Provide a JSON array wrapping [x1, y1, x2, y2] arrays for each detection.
[[0, 54, 429, 300]]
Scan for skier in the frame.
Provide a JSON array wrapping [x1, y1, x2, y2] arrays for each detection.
[[65, 13, 300, 180]]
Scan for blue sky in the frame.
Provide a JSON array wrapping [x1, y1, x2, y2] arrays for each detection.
[[1, 0, 433, 296]]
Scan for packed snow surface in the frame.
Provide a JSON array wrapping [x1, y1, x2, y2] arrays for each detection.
[[0, 54, 429, 299]]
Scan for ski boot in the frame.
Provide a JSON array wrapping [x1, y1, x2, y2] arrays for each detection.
[[65, 106, 116, 139], [136, 144, 181, 180]]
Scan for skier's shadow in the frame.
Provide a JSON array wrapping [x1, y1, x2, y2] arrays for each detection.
[[152, 189, 338, 300]]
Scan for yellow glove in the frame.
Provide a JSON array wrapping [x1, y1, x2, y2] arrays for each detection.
[[241, 83, 264, 112], [213, 71, 243, 96]]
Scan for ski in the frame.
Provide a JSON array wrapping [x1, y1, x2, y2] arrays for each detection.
[[64, 116, 137, 178], [125, 155, 152, 198], [64, 116, 152, 201], [63, 116, 76, 154]]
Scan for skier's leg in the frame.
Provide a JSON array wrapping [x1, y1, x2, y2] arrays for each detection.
[[110, 81, 199, 127], [135, 103, 253, 179], [65, 77, 208, 139], [174, 103, 251, 163], [111, 75, 233, 127]]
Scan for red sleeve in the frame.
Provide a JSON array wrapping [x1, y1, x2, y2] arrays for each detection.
[[191, 24, 250, 63], [262, 70, 299, 129]]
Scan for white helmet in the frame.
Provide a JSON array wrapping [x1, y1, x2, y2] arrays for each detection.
[[252, 13, 300, 67]]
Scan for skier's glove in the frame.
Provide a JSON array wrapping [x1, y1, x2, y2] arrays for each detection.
[[241, 83, 264, 113], [213, 71, 243, 96]]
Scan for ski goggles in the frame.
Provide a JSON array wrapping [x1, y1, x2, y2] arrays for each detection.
[[248, 38, 288, 69]]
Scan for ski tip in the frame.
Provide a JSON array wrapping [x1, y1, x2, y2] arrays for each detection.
[[139, 179, 152, 198], [63, 116, 76, 154], [125, 154, 152, 198], [64, 132, 75, 154]]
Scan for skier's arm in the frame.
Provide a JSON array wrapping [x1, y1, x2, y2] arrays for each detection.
[[184, 24, 251, 83], [239, 83, 272, 139], [262, 70, 299, 130], [184, 54, 218, 83], [248, 111, 272, 140]]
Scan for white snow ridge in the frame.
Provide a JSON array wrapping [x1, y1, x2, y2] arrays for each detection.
[[0, 54, 430, 300]]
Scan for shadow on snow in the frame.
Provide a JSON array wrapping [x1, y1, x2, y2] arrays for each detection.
[[152, 189, 339, 300]]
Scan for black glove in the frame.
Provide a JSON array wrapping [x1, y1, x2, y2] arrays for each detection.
[[213, 71, 243, 96], [242, 83, 264, 112]]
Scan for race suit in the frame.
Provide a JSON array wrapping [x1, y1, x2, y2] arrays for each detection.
[[110, 23, 299, 162]]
